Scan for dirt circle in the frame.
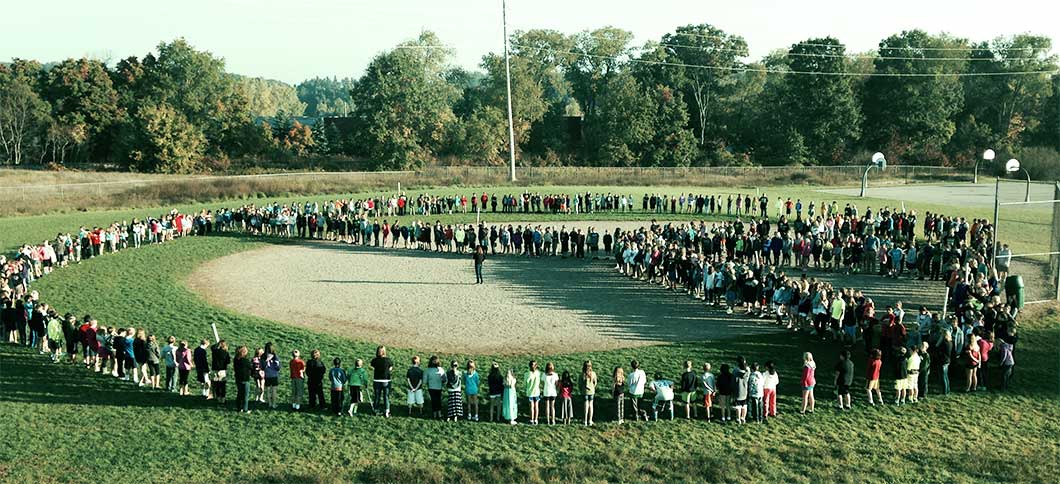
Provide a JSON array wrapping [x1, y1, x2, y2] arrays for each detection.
[[185, 216, 945, 355], [185, 222, 784, 355]]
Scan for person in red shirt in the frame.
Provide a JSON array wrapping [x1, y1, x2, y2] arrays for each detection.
[[866, 349, 883, 405], [290, 349, 306, 410], [89, 229, 102, 257]]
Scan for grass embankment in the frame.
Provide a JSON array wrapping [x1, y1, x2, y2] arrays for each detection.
[[0, 235, 1057, 483]]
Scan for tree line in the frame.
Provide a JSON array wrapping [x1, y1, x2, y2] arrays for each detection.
[[1, 26, 1057, 173]]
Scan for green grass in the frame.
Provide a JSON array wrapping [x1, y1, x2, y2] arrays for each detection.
[[1, 234, 1058, 483], [0, 183, 1057, 483]]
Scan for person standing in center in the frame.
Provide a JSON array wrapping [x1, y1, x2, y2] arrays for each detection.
[[306, 349, 327, 410], [211, 340, 231, 405], [473, 246, 486, 284], [370, 345, 394, 417], [233, 345, 253, 413], [525, 360, 542, 425], [329, 357, 348, 417], [289, 350, 306, 411]]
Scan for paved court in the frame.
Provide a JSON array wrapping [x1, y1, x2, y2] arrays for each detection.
[[819, 181, 1057, 207]]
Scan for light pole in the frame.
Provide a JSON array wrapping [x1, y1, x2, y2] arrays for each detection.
[[975, 149, 995, 184], [1006, 159, 1032, 202], [501, 0, 517, 182], [859, 152, 887, 197]]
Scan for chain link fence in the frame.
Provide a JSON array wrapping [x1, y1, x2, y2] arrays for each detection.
[[994, 180, 1060, 304]]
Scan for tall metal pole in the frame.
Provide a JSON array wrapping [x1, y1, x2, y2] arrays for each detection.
[[859, 164, 872, 197], [991, 177, 1000, 269], [1023, 170, 1031, 203], [502, 0, 517, 182]]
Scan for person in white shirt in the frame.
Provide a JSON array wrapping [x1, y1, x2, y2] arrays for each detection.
[[626, 360, 647, 421], [763, 361, 779, 418], [542, 363, 559, 425]]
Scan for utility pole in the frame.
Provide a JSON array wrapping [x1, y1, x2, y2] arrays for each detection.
[[502, 0, 517, 182]]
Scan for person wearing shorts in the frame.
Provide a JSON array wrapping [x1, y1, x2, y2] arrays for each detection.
[[406, 356, 424, 416], [524, 360, 542, 425], [463, 361, 481, 422]]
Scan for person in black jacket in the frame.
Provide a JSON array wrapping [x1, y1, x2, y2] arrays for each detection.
[[62, 313, 79, 363], [193, 339, 211, 398], [211, 340, 231, 404], [473, 246, 485, 284], [233, 345, 253, 413], [306, 349, 327, 410]]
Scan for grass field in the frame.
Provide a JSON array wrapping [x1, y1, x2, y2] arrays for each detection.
[[1, 183, 1058, 483]]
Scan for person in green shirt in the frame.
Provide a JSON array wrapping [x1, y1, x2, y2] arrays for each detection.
[[46, 310, 63, 363], [525, 360, 542, 425], [347, 359, 369, 416]]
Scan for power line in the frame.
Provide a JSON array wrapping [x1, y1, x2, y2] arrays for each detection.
[[511, 43, 1060, 77], [665, 30, 1054, 53], [650, 42, 1050, 62]]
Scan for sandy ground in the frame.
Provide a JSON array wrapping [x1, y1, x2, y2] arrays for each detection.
[[818, 181, 1056, 207], [187, 222, 946, 355]]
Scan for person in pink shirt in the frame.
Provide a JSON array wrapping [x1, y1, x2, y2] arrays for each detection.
[[175, 340, 193, 396], [977, 331, 994, 391], [800, 352, 816, 414]]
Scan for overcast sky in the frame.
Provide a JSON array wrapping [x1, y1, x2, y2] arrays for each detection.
[[2, 0, 1057, 84]]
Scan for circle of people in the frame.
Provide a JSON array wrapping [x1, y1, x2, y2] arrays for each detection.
[[3, 189, 1021, 426]]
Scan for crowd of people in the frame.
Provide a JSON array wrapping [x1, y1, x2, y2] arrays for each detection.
[[2, 189, 1024, 426]]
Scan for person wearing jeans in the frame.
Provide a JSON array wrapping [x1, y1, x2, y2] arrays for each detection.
[[371, 346, 394, 417], [306, 350, 327, 410], [161, 336, 178, 392], [232, 346, 252, 413], [473, 247, 485, 284]]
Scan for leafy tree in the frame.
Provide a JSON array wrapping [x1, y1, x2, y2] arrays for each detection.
[[777, 37, 863, 164], [448, 105, 507, 163], [310, 119, 330, 155], [659, 24, 748, 147], [1033, 74, 1060, 149], [296, 77, 355, 116], [237, 76, 306, 118], [133, 39, 252, 156], [863, 30, 968, 163], [585, 72, 653, 165], [585, 73, 695, 166], [122, 103, 206, 173], [282, 120, 314, 156], [39, 58, 123, 162], [349, 31, 459, 170], [643, 85, 697, 167], [960, 35, 1057, 156], [0, 70, 52, 165], [567, 27, 634, 119], [478, 53, 548, 151]]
